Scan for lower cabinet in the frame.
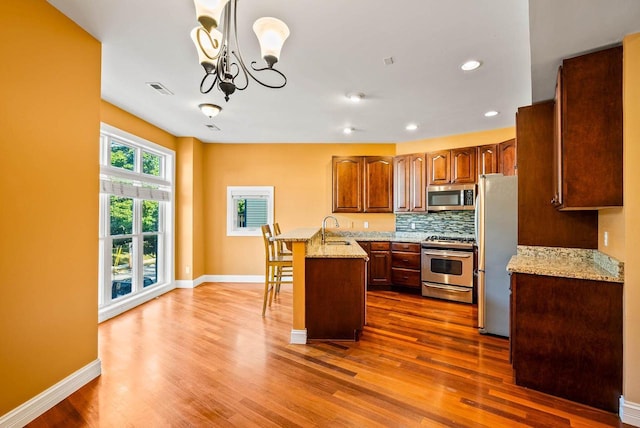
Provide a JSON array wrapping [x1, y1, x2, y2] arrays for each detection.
[[510, 273, 622, 413], [390, 242, 421, 289], [305, 257, 367, 341]]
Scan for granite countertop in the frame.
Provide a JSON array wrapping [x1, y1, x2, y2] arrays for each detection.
[[305, 236, 368, 259], [328, 230, 475, 243], [507, 246, 624, 283]]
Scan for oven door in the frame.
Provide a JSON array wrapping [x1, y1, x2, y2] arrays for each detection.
[[421, 248, 473, 287]]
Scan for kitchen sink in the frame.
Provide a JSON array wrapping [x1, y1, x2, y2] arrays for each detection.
[[325, 240, 351, 245]]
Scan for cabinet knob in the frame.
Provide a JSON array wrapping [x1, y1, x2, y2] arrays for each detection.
[[551, 194, 558, 205]]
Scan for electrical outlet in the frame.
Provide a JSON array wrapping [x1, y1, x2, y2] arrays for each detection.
[[411, 222, 416, 230], [186, 266, 191, 274], [604, 231, 609, 247], [364, 221, 369, 229]]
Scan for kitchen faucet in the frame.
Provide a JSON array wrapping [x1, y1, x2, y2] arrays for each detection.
[[321, 215, 339, 244]]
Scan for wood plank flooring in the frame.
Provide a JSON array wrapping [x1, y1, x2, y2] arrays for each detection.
[[27, 283, 630, 427]]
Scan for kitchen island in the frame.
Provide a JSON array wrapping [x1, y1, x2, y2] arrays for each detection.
[[272, 228, 368, 344]]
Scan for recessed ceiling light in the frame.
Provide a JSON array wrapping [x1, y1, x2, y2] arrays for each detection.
[[343, 127, 354, 135], [406, 123, 418, 131], [461, 60, 482, 71], [199, 103, 222, 118], [346, 92, 364, 103], [484, 110, 499, 117]]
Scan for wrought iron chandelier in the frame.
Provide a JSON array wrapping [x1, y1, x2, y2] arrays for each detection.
[[191, 0, 290, 102]]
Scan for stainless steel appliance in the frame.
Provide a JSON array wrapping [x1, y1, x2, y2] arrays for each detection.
[[426, 184, 476, 211], [475, 173, 517, 337], [421, 236, 475, 303]]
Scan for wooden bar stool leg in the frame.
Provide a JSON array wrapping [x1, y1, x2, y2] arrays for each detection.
[[262, 263, 272, 317]]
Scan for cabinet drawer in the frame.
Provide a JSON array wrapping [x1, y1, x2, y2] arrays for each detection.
[[391, 242, 420, 253], [391, 252, 421, 269], [391, 267, 421, 288], [370, 241, 390, 251]]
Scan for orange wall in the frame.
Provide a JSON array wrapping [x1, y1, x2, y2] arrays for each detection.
[[0, 0, 101, 415], [175, 137, 205, 280], [203, 143, 396, 276], [396, 127, 515, 155], [623, 32, 640, 405]]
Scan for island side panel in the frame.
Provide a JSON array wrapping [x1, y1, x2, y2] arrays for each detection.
[[291, 241, 307, 342], [305, 258, 366, 341]]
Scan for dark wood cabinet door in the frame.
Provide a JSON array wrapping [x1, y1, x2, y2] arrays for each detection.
[[498, 139, 517, 176], [511, 273, 622, 413], [477, 144, 498, 176], [427, 150, 450, 185], [364, 156, 394, 213], [393, 155, 410, 212], [332, 156, 363, 213], [555, 46, 623, 209], [451, 147, 476, 184], [409, 153, 427, 211], [369, 241, 391, 286]]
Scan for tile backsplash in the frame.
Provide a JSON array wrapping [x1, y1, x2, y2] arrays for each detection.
[[395, 211, 475, 235]]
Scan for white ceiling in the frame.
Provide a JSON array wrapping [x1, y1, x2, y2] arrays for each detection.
[[47, 0, 640, 144]]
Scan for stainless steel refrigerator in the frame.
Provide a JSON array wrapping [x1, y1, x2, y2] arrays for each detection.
[[475, 173, 518, 337]]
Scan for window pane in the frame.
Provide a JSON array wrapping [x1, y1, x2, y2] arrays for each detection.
[[110, 141, 135, 171], [143, 235, 158, 287], [236, 199, 246, 228], [142, 200, 159, 232], [142, 151, 161, 176], [112, 238, 133, 299], [110, 196, 133, 235], [245, 198, 268, 227]]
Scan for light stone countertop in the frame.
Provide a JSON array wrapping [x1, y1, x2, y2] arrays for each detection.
[[305, 236, 368, 259], [507, 246, 624, 283]]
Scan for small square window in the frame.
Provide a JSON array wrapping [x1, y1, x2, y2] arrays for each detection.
[[227, 186, 274, 236]]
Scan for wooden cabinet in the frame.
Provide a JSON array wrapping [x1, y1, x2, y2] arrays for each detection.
[[477, 144, 498, 175], [332, 156, 393, 213], [332, 156, 363, 213], [498, 139, 517, 176], [511, 273, 622, 413], [394, 153, 426, 212], [552, 45, 623, 209], [364, 156, 394, 213], [516, 101, 597, 248], [305, 257, 367, 341], [390, 242, 421, 289], [369, 241, 392, 286], [451, 147, 476, 184], [427, 148, 476, 185]]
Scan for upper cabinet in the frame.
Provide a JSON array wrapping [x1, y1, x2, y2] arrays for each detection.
[[498, 139, 517, 176], [394, 153, 426, 212], [552, 45, 623, 210], [428, 148, 476, 185], [477, 144, 498, 175], [332, 156, 393, 213]]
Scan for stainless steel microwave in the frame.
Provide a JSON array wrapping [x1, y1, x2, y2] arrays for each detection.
[[426, 184, 476, 211]]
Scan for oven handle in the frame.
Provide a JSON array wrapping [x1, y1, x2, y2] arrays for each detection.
[[423, 250, 472, 258], [423, 282, 472, 292]]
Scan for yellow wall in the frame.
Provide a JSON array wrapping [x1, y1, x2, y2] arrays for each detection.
[[202, 143, 396, 276], [623, 32, 640, 405], [598, 208, 625, 260], [396, 127, 515, 155], [0, 0, 101, 415]]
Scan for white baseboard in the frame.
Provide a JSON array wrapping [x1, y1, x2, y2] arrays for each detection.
[[290, 329, 307, 344], [175, 275, 208, 289], [621, 396, 640, 426], [99, 282, 175, 322], [203, 275, 264, 283], [0, 359, 101, 428]]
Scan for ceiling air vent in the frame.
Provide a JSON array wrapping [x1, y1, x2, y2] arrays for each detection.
[[205, 124, 220, 131], [145, 82, 173, 95]]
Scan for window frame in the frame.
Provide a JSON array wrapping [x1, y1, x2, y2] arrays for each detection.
[[226, 186, 274, 236], [99, 123, 175, 321]]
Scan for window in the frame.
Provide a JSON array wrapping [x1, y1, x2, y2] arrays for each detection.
[[227, 186, 274, 236], [99, 124, 174, 321]]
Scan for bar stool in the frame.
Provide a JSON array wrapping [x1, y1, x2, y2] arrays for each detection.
[[261, 224, 293, 316], [272, 222, 292, 256]]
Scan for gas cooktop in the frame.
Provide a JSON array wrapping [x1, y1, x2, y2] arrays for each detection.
[[422, 235, 475, 250]]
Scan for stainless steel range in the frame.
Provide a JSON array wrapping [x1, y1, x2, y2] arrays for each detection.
[[421, 236, 475, 303]]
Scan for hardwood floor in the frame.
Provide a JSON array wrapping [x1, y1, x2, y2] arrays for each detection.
[[28, 283, 630, 427]]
